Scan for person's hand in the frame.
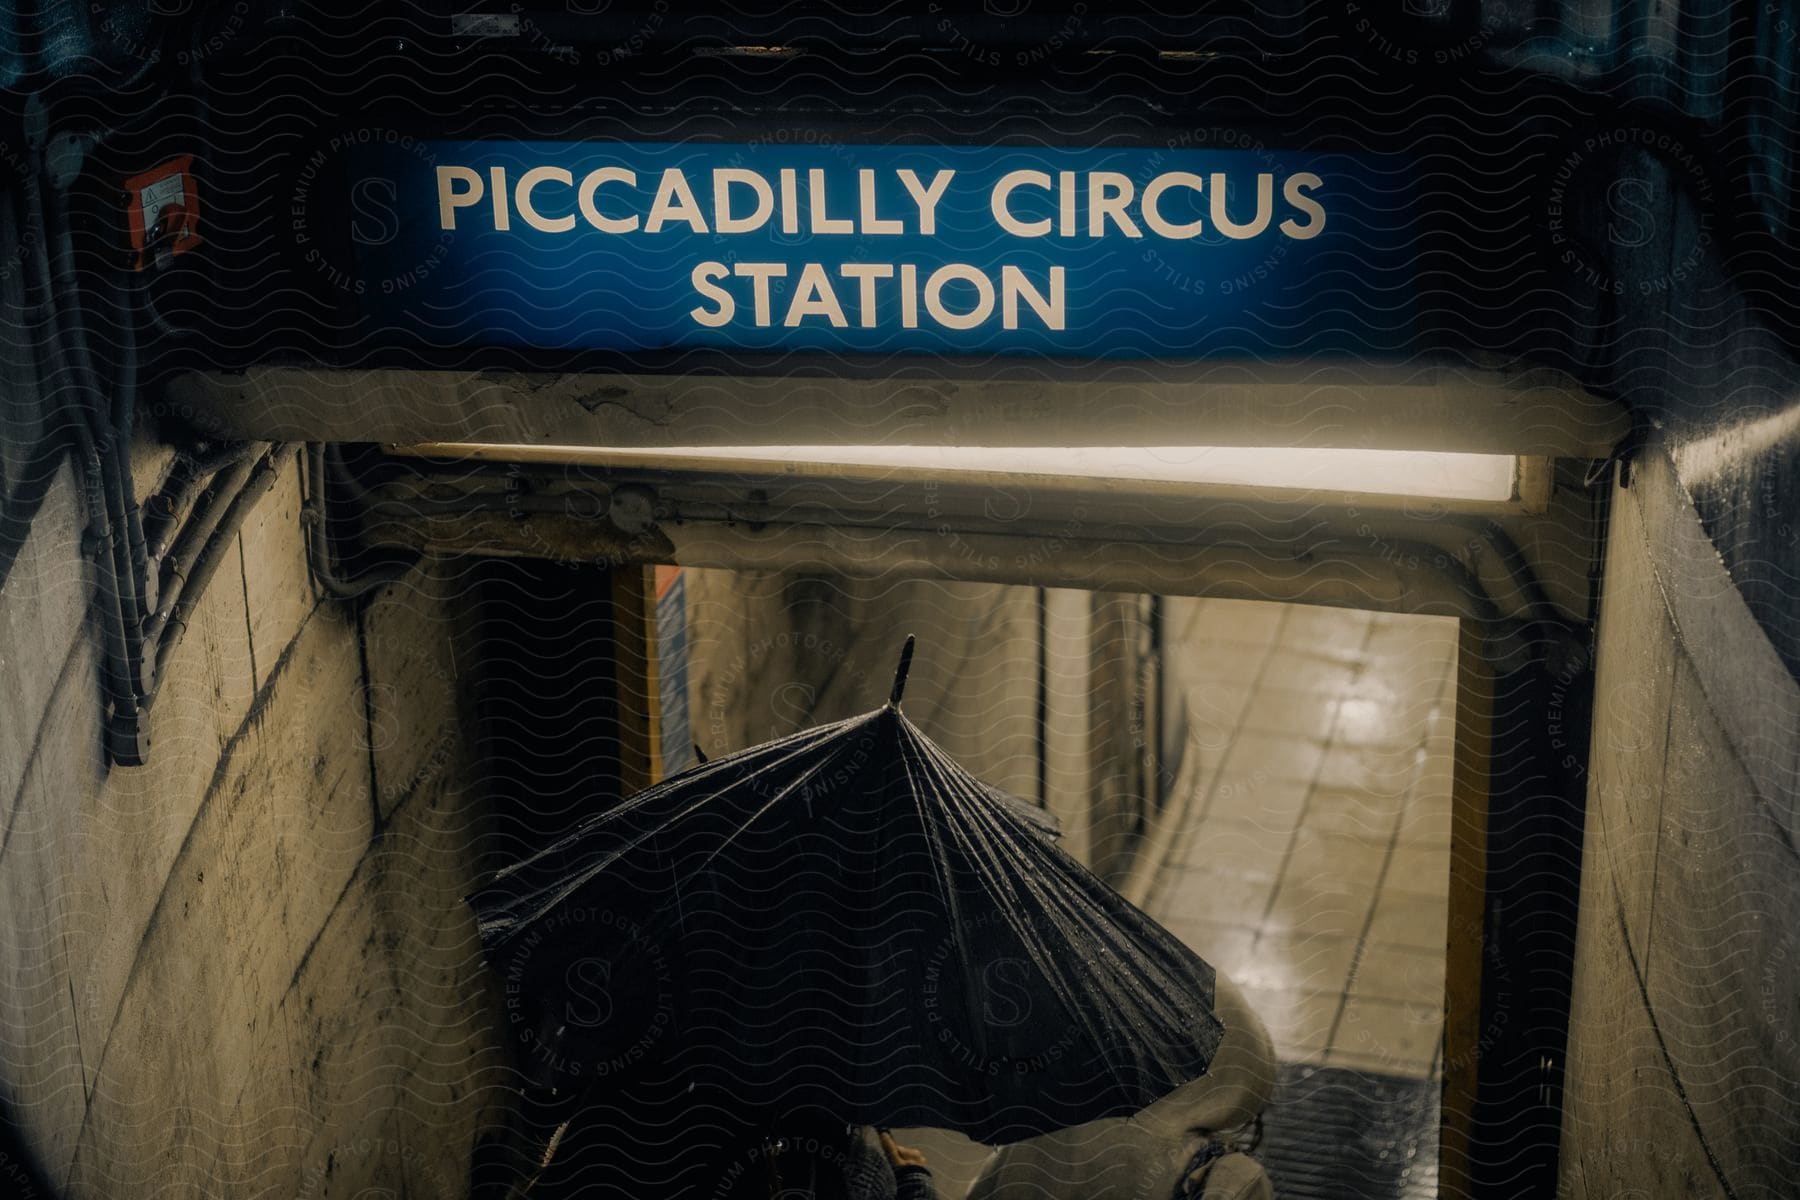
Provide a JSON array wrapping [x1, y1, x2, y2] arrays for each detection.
[[879, 1131, 928, 1169]]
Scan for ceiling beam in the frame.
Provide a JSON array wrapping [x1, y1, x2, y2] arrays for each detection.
[[166, 360, 1628, 458]]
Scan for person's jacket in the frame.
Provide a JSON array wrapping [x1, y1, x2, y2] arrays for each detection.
[[838, 1128, 937, 1200]]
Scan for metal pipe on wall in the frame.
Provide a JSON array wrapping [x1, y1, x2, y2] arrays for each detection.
[[144, 452, 261, 643], [142, 441, 262, 561], [357, 494, 1549, 671], [19, 144, 148, 761], [148, 445, 288, 692], [659, 521, 1500, 619], [302, 443, 420, 599]]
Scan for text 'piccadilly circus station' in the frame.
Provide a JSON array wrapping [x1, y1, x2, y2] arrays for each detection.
[[429, 156, 1331, 331]]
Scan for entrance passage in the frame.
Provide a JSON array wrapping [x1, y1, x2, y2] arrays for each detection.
[[1147, 599, 1455, 1198], [656, 571, 1456, 1199], [1152, 599, 1455, 1074]]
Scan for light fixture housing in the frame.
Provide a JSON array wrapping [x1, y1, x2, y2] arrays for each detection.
[[386, 441, 1546, 513]]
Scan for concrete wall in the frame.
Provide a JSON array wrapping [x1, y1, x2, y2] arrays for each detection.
[[683, 569, 1044, 801], [1555, 449, 1800, 1198], [0, 444, 506, 1196], [679, 570, 1151, 878]]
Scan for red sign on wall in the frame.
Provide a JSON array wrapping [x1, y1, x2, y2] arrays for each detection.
[[125, 155, 201, 270]]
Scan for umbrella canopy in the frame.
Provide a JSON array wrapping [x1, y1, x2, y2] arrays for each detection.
[[473, 638, 1223, 1145]]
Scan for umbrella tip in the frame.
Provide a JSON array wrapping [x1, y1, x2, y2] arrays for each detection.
[[888, 635, 917, 707]]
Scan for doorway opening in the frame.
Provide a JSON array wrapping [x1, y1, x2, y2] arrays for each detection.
[[163, 363, 1607, 1197], [465, 557, 1466, 1198]]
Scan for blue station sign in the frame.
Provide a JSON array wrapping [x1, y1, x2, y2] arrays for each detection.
[[346, 139, 1414, 360]]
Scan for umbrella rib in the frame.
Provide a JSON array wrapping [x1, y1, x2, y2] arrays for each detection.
[[900, 728, 1064, 999], [908, 733, 1124, 1094], [949, 768, 1214, 1079], [484, 717, 857, 886], [908, 733, 1080, 985], [688, 710, 884, 876], [949, 764, 1190, 1054], [892, 719, 960, 922], [489, 722, 865, 934], [892, 717, 994, 1095], [904, 719, 1163, 1096]]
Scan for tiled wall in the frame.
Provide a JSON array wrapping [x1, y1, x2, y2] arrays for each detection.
[[0, 446, 506, 1196]]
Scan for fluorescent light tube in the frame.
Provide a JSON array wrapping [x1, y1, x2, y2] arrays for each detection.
[[392, 443, 1520, 505]]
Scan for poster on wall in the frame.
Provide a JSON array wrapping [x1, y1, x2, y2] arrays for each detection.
[[655, 564, 691, 779]]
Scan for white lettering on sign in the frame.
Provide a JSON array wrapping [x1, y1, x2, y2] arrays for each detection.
[[685, 261, 1066, 332], [431, 163, 1328, 333]]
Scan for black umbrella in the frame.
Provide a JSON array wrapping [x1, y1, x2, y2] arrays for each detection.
[[473, 637, 1223, 1146]]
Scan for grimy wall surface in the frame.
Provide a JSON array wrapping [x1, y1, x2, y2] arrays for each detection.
[[683, 570, 1042, 795], [1544, 39, 1800, 1185], [680, 570, 1152, 880], [1555, 447, 1800, 1197], [0, 443, 506, 1196]]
